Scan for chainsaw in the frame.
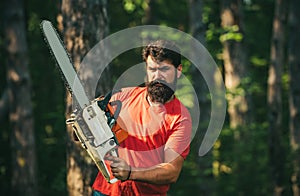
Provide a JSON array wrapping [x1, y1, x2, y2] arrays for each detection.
[[41, 20, 128, 183]]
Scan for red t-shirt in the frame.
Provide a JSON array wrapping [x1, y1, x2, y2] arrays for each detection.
[[92, 87, 192, 196]]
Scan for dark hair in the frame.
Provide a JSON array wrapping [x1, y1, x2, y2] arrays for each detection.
[[142, 40, 181, 68]]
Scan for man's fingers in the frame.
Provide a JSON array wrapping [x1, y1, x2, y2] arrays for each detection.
[[106, 155, 130, 180], [105, 155, 120, 162], [110, 160, 124, 168], [111, 168, 118, 173], [111, 163, 130, 171], [110, 163, 117, 168]]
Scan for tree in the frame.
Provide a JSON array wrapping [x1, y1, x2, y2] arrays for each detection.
[[220, 0, 254, 194], [59, 0, 110, 195], [220, 0, 252, 129], [288, 0, 300, 195], [267, 0, 288, 195], [188, 0, 215, 195], [3, 0, 38, 195], [189, 0, 206, 44]]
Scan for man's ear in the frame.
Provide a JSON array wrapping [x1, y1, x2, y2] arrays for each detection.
[[177, 64, 182, 78]]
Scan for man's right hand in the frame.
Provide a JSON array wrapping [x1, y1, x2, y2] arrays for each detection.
[[106, 156, 131, 181]]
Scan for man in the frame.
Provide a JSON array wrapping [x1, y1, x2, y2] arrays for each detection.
[[92, 40, 192, 196]]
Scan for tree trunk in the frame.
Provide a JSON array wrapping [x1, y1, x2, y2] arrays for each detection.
[[189, 0, 215, 195], [220, 0, 252, 130], [189, 0, 206, 44], [220, 0, 253, 193], [59, 0, 110, 195], [288, 0, 300, 195], [267, 0, 287, 195], [4, 0, 38, 195]]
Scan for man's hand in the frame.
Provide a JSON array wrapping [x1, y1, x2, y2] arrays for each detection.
[[106, 149, 184, 184], [106, 156, 131, 181]]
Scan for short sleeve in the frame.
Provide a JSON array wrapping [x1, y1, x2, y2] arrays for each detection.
[[165, 103, 192, 160]]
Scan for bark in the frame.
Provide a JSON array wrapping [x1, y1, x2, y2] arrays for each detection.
[[267, 0, 288, 195], [220, 0, 252, 130], [288, 0, 300, 194], [59, 0, 110, 195], [4, 0, 38, 195]]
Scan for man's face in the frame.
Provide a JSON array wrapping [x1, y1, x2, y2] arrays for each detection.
[[146, 55, 182, 86], [145, 55, 182, 104]]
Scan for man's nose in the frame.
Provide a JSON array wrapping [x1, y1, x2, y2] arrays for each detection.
[[153, 69, 162, 80]]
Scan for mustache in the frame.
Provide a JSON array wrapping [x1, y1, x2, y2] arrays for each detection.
[[148, 79, 171, 88], [146, 79, 175, 104]]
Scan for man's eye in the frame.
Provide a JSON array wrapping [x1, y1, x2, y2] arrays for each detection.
[[159, 67, 170, 71]]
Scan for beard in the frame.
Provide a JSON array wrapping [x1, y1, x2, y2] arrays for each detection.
[[146, 79, 176, 104]]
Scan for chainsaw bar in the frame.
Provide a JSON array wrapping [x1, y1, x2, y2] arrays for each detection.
[[41, 20, 90, 109]]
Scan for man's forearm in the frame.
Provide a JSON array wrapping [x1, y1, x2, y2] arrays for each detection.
[[129, 156, 184, 184], [107, 152, 184, 184]]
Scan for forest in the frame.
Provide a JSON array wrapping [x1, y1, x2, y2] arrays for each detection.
[[0, 0, 300, 195]]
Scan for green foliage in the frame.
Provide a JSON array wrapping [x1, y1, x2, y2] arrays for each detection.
[[219, 25, 244, 42], [0, 0, 295, 195], [216, 124, 271, 195], [204, 0, 223, 65], [109, 0, 189, 33], [123, 0, 148, 14]]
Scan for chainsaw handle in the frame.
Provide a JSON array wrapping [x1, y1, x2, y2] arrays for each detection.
[[106, 102, 128, 144], [109, 100, 122, 119], [96, 94, 128, 144]]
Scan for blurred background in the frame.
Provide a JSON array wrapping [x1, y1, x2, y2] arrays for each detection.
[[0, 0, 299, 195]]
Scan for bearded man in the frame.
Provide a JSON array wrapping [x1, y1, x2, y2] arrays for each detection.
[[92, 40, 192, 196]]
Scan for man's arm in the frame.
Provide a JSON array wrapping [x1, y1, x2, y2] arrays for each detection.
[[107, 149, 184, 184]]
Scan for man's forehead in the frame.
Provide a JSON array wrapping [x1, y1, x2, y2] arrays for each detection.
[[146, 56, 173, 67]]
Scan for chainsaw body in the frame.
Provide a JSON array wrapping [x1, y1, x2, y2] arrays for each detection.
[[67, 99, 127, 183]]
